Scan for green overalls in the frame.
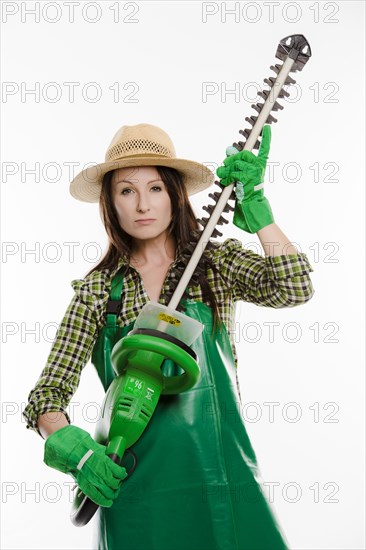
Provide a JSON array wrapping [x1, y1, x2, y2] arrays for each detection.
[[91, 270, 288, 550]]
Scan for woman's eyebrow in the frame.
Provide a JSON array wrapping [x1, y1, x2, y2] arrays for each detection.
[[115, 178, 163, 185]]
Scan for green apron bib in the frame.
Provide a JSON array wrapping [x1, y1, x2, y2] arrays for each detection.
[[90, 271, 288, 550]]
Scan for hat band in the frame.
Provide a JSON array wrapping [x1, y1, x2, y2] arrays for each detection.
[[106, 138, 174, 162], [110, 152, 175, 162]]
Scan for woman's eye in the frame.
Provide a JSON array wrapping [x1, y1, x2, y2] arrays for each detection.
[[121, 188, 133, 195], [151, 186, 162, 192]]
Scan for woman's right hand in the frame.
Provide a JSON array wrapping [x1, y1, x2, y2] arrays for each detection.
[[43, 424, 127, 507]]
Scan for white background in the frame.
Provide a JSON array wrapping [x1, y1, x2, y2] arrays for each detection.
[[1, 1, 365, 549]]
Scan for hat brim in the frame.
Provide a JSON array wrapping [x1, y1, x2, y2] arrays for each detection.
[[70, 156, 215, 203]]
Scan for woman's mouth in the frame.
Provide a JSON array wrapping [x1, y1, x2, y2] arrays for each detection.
[[134, 219, 156, 225]]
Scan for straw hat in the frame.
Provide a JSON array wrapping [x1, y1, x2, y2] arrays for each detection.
[[70, 123, 215, 202]]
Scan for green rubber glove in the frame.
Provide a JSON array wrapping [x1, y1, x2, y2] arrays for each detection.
[[216, 125, 274, 233], [44, 425, 127, 507]]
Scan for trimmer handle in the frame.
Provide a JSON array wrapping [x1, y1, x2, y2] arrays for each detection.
[[111, 329, 200, 394]]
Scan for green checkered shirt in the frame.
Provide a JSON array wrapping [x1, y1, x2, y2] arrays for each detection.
[[23, 238, 314, 434]]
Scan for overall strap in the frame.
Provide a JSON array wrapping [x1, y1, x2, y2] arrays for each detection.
[[105, 268, 125, 328]]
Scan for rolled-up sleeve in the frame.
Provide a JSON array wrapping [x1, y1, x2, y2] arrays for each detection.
[[212, 238, 315, 308], [22, 275, 108, 436]]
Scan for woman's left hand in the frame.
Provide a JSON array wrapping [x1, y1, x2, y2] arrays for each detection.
[[216, 125, 274, 234]]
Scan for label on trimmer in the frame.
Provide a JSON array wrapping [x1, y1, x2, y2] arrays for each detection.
[[125, 375, 144, 396], [158, 312, 181, 326]]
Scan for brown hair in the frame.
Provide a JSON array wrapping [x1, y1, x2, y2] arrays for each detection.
[[86, 166, 221, 324]]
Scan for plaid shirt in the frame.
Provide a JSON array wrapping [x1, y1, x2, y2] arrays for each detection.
[[23, 238, 314, 434]]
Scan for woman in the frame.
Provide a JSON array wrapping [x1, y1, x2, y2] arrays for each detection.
[[23, 123, 314, 549]]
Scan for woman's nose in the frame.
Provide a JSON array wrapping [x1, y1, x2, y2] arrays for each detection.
[[136, 192, 150, 212]]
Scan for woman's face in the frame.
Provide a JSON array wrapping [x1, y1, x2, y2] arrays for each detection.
[[111, 166, 172, 242]]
